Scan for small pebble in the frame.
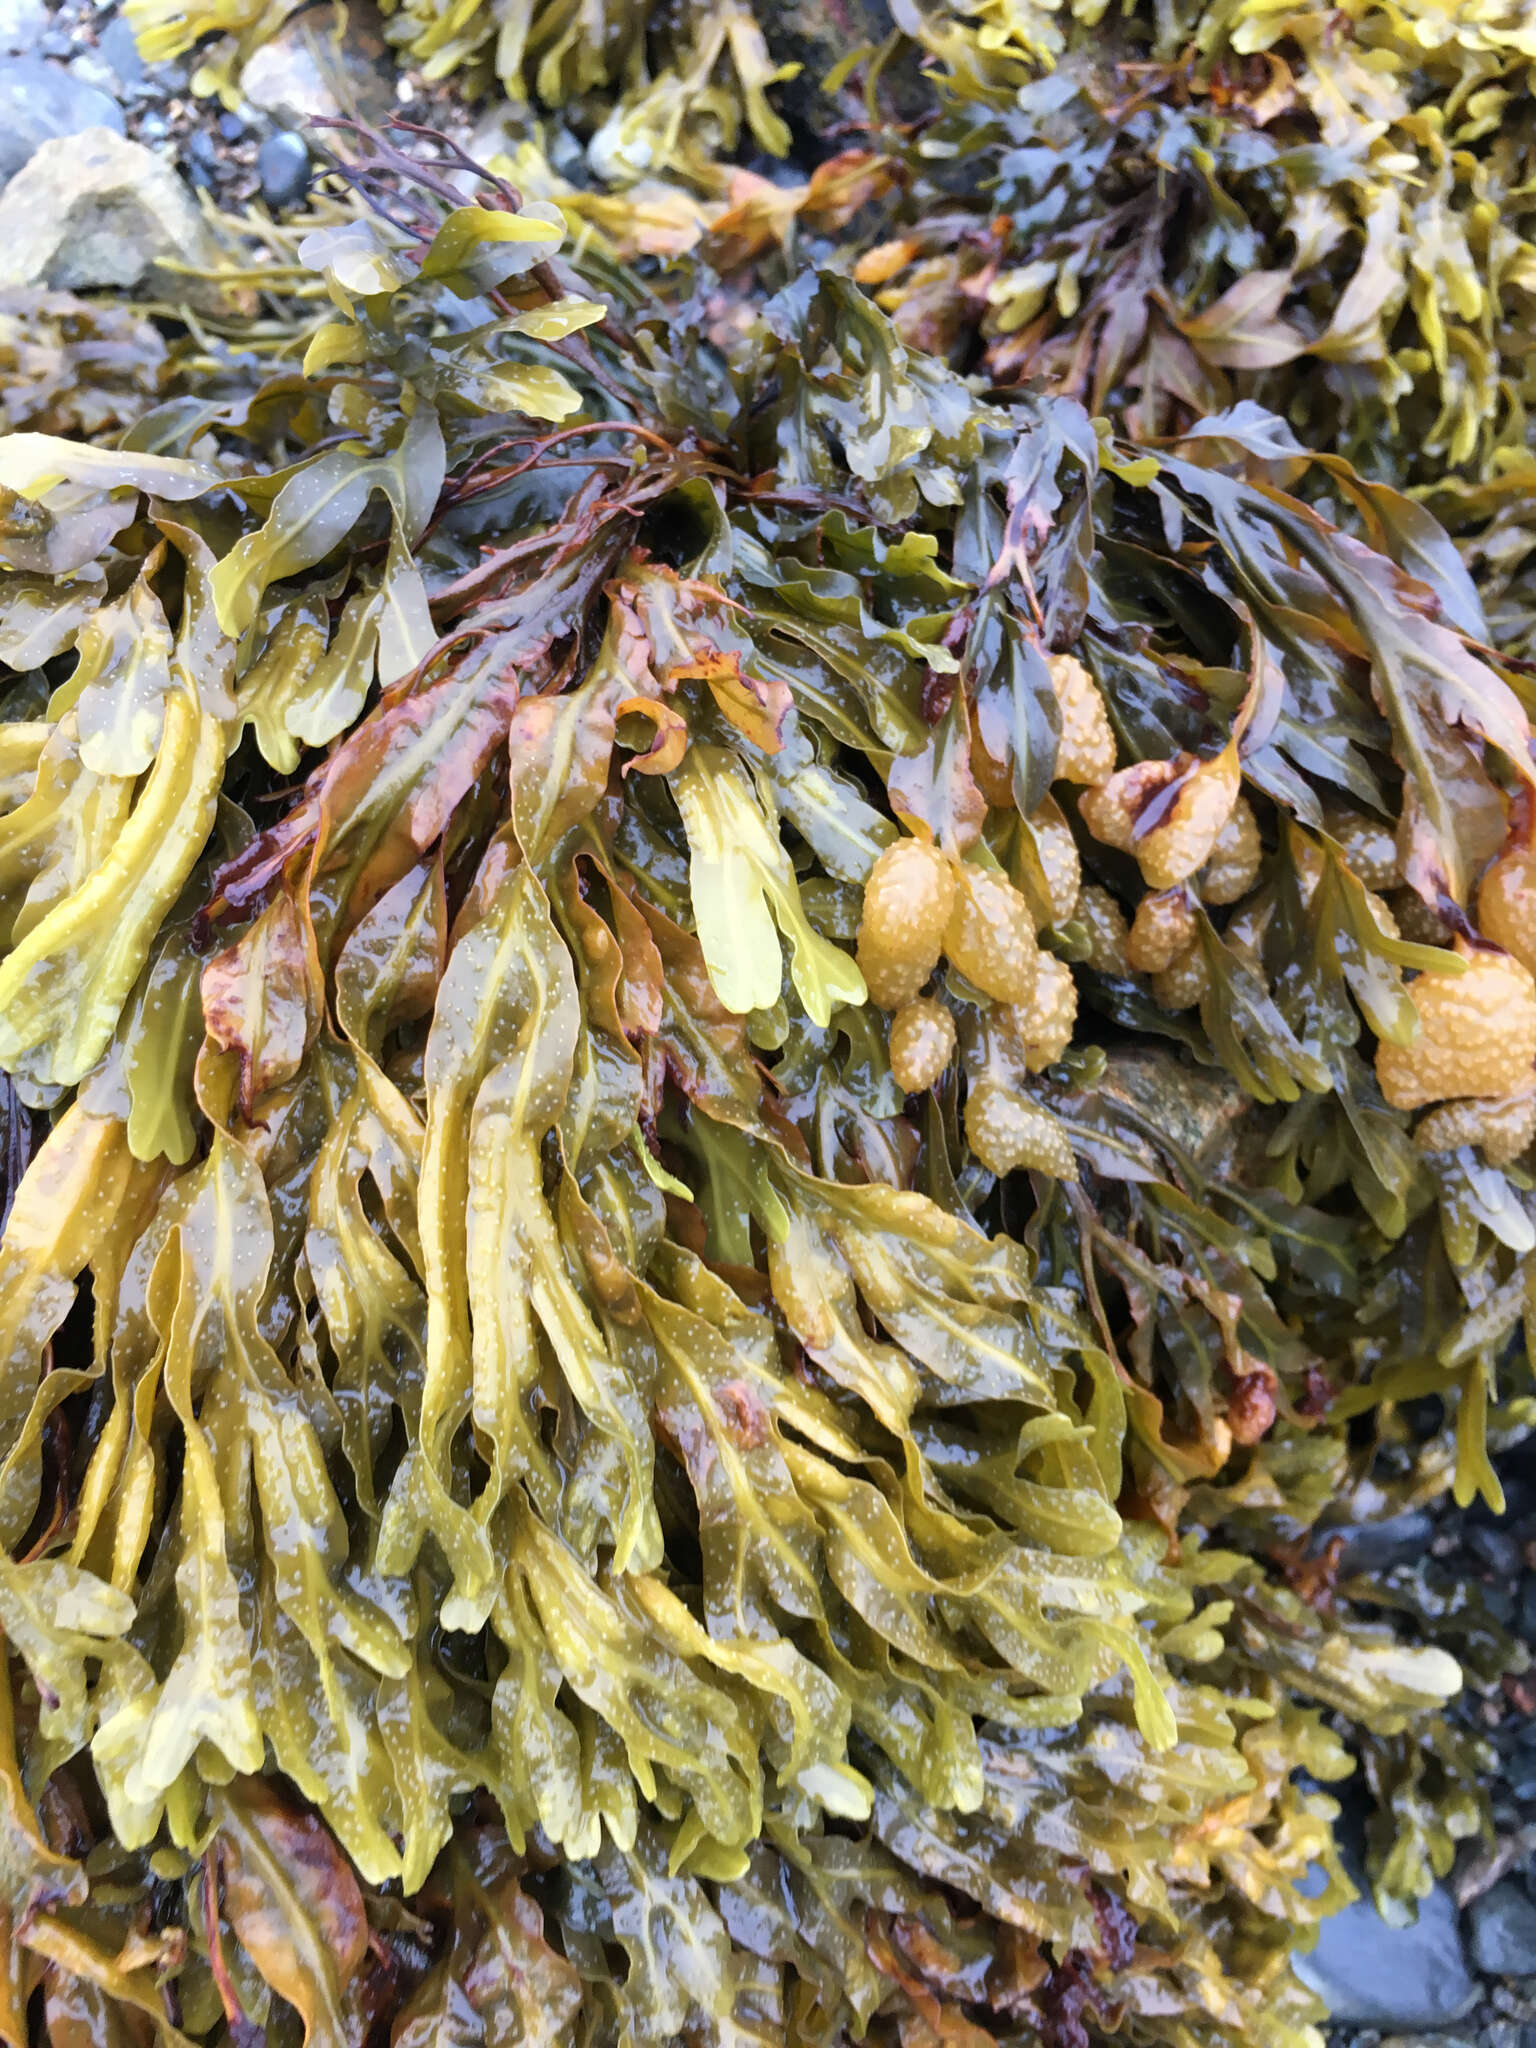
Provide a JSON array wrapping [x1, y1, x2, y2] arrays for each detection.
[[1471, 1884, 1536, 1979], [256, 128, 310, 211], [183, 125, 220, 189]]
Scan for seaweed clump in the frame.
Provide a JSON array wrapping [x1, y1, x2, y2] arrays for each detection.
[[0, 26, 1531, 2048]]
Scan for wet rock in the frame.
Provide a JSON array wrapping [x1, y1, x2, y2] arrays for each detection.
[[241, 2, 394, 129], [0, 128, 227, 307], [1295, 1878, 1478, 2028], [0, 56, 126, 184], [1470, 1883, 1536, 1977], [257, 129, 311, 211]]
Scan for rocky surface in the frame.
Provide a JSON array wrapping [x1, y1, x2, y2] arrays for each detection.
[[1321, 1447, 1536, 2048], [0, 125, 226, 301], [5, 0, 482, 217]]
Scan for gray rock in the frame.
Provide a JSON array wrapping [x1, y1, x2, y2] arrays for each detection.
[[1471, 1883, 1536, 1977], [0, 128, 227, 308], [0, 0, 45, 55], [1333, 1510, 1438, 1576], [0, 56, 126, 185], [257, 129, 311, 211], [240, 2, 393, 129], [97, 15, 147, 88], [769, 0, 905, 144], [1295, 1878, 1479, 2028], [1468, 1525, 1524, 1578], [1484, 1580, 1519, 1627]]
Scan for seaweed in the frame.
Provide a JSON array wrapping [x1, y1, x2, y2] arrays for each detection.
[[0, 21, 1531, 2042]]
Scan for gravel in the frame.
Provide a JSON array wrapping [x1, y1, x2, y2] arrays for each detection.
[[1326, 1440, 1536, 2046], [32, 0, 486, 215]]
